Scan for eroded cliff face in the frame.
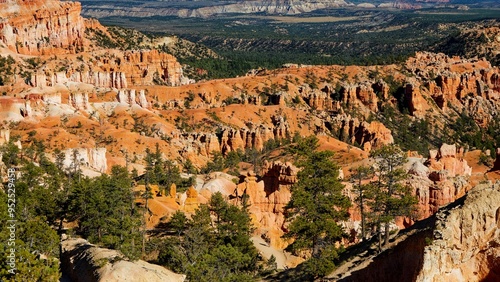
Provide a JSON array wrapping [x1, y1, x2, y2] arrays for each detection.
[[0, 96, 32, 121], [28, 49, 187, 88], [0, 0, 85, 55], [329, 182, 500, 282], [229, 161, 297, 249], [416, 182, 500, 282], [0, 0, 188, 88], [409, 143, 472, 220]]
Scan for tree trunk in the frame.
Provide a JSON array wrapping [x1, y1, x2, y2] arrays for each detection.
[[384, 221, 390, 246], [359, 182, 365, 240], [377, 222, 382, 253]]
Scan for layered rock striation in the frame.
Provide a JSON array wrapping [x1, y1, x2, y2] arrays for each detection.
[[82, 0, 350, 19], [0, 0, 85, 55], [409, 143, 472, 220]]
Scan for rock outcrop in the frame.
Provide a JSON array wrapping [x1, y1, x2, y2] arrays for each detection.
[[329, 182, 500, 282], [416, 182, 500, 282], [69, 71, 128, 89], [0, 0, 85, 55], [340, 81, 382, 112], [61, 147, 107, 173], [409, 144, 472, 219], [117, 89, 149, 108], [61, 237, 186, 282], [69, 93, 90, 110], [426, 143, 471, 179], [176, 116, 291, 158], [182, 186, 200, 213], [1, 1, 188, 89], [0, 97, 32, 121], [406, 52, 500, 122], [404, 79, 430, 116], [331, 114, 394, 151], [177, 132, 221, 159], [122, 50, 185, 86], [230, 161, 298, 249], [30, 49, 187, 88], [298, 80, 388, 113]]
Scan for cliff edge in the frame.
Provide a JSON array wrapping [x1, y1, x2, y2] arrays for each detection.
[[326, 181, 500, 282]]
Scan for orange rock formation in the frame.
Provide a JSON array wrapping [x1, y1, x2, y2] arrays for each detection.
[[0, 0, 85, 55]]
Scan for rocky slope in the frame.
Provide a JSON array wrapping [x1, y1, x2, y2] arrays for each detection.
[[0, 0, 189, 90], [61, 237, 186, 282], [327, 181, 500, 282], [416, 182, 500, 282], [434, 20, 500, 67]]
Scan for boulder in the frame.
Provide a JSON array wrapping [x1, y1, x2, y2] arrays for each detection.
[[61, 237, 185, 282], [408, 160, 429, 178]]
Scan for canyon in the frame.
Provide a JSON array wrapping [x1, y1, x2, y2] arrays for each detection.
[[0, 0, 499, 281]]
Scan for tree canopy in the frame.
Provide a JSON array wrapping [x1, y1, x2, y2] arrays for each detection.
[[284, 136, 351, 278], [156, 192, 262, 281], [368, 144, 418, 248]]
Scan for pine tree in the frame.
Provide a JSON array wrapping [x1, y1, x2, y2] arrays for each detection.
[[157, 193, 260, 281], [349, 165, 374, 241], [283, 136, 351, 278], [368, 145, 418, 249], [69, 166, 141, 259]]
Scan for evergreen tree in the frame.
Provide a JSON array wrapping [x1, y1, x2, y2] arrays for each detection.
[[283, 136, 351, 278], [349, 165, 374, 241], [157, 193, 260, 281], [0, 143, 62, 281], [368, 145, 418, 249], [168, 210, 188, 237], [69, 166, 141, 259]]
